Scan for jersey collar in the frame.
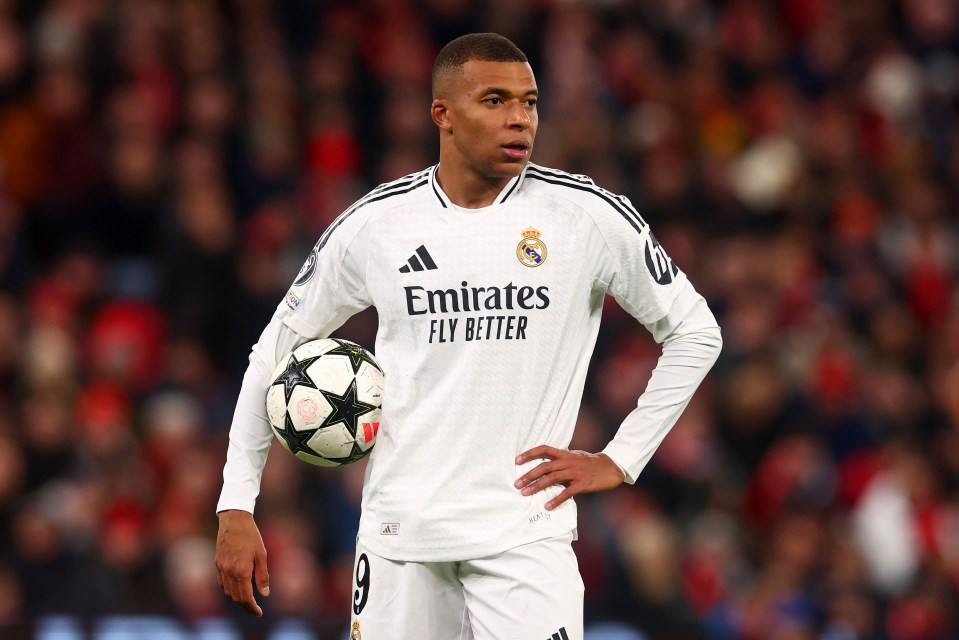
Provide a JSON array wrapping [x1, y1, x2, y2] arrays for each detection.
[[429, 164, 528, 209]]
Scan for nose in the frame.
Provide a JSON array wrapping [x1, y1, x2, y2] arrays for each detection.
[[507, 102, 531, 129]]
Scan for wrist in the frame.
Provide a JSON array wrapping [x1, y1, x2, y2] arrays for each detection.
[[218, 509, 254, 523], [599, 453, 627, 483]]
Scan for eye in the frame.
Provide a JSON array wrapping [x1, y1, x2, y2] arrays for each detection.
[[525, 99, 537, 108], [484, 97, 502, 105]]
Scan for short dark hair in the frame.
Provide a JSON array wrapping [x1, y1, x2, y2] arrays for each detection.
[[432, 33, 528, 97]]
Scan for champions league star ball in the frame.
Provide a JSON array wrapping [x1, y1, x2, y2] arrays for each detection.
[[266, 338, 384, 466]]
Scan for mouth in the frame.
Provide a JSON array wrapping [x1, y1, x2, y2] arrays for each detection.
[[501, 141, 531, 159]]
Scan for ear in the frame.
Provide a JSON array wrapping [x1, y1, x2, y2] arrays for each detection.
[[431, 99, 452, 133]]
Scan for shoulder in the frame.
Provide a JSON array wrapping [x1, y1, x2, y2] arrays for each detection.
[[316, 167, 433, 249], [354, 167, 434, 212], [522, 163, 647, 235]]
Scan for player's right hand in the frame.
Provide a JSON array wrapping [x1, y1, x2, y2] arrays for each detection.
[[215, 509, 270, 616]]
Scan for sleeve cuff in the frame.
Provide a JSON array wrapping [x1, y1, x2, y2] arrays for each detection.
[[216, 483, 258, 515], [602, 441, 639, 485]]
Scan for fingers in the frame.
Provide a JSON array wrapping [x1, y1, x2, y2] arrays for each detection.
[[215, 549, 264, 616], [232, 567, 262, 617], [514, 459, 563, 491], [515, 444, 564, 465], [237, 585, 263, 617], [514, 448, 624, 508], [516, 465, 579, 506], [513, 446, 567, 490], [255, 548, 271, 598], [545, 486, 576, 511], [218, 560, 262, 617]]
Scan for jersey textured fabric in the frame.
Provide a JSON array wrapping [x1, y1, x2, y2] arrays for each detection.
[[217, 163, 722, 562]]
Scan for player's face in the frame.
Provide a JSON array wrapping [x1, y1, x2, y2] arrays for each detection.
[[443, 60, 538, 180]]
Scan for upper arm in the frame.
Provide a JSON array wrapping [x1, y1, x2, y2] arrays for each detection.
[[275, 206, 376, 339], [585, 193, 687, 326]]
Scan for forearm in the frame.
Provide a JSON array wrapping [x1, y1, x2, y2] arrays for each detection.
[[216, 313, 309, 513], [602, 287, 722, 483]]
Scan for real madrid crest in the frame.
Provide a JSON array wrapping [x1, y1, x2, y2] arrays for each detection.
[[350, 620, 362, 639], [517, 227, 547, 268]]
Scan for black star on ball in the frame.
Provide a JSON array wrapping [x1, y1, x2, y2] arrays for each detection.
[[320, 379, 378, 432], [274, 354, 321, 402], [326, 339, 383, 375], [274, 413, 318, 456]]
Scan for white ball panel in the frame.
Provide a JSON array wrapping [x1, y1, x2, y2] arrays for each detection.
[[306, 355, 355, 396], [354, 363, 385, 406], [310, 424, 356, 458], [290, 338, 340, 360], [265, 384, 289, 429]]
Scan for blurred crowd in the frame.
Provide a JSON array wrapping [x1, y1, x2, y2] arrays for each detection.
[[0, 0, 957, 638]]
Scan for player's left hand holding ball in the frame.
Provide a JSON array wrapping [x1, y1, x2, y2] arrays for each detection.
[[514, 446, 626, 510]]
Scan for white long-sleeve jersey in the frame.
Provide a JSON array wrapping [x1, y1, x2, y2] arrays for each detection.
[[217, 163, 722, 562]]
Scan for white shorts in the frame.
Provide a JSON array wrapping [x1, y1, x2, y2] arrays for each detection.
[[348, 533, 584, 640]]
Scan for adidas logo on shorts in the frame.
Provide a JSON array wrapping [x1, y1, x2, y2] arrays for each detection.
[[547, 627, 570, 640]]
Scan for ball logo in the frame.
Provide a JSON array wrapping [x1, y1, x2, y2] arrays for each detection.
[[361, 422, 380, 444], [516, 226, 547, 268], [296, 398, 319, 421], [350, 621, 362, 639]]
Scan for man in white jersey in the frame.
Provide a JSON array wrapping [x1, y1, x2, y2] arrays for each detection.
[[215, 33, 722, 639]]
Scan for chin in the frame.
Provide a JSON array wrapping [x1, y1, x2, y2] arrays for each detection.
[[490, 159, 529, 178]]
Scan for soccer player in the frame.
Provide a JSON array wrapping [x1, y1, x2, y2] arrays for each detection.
[[215, 33, 722, 639]]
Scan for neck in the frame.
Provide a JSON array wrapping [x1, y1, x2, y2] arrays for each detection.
[[435, 156, 512, 209]]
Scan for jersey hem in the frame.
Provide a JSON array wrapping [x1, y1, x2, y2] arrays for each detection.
[[356, 520, 578, 563]]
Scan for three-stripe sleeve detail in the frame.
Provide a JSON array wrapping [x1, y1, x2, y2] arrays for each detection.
[[315, 173, 429, 253], [525, 166, 647, 234]]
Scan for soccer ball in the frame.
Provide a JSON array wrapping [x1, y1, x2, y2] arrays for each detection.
[[265, 338, 384, 467]]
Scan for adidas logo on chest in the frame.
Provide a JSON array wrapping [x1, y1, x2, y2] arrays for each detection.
[[398, 245, 438, 273]]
